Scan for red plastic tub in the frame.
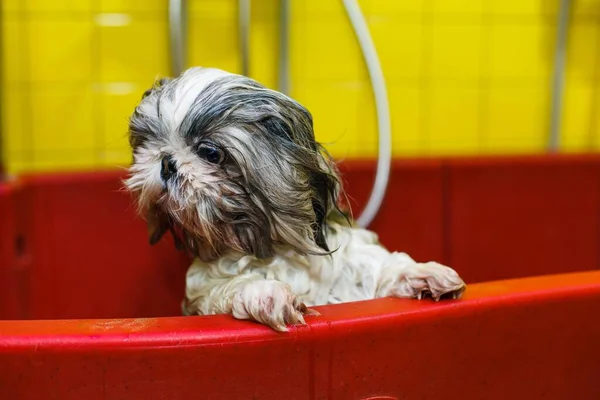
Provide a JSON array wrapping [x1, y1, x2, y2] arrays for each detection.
[[1, 154, 600, 399]]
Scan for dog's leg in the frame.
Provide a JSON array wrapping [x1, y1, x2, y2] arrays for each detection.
[[232, 279, 319, 331], [184, 273, 316, 332], [376, 252, 466, 301]]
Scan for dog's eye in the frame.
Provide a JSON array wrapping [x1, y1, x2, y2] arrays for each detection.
[[197, 143, 225, 164]]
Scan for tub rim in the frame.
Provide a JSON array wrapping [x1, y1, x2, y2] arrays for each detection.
[[0, 270, 598, 351]]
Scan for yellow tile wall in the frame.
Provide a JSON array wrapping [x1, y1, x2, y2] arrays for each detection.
[[2, 0, 600, 173]]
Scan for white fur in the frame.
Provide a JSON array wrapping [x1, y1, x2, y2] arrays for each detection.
[[136, 67, 231, 134], [184, 221, 465, 332]]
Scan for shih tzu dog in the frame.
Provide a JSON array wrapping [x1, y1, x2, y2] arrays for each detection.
[[125, 67, 466, 332]]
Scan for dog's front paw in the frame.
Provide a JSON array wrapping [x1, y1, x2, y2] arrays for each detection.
[[391, 262, 466, 301], [231, 280, 318, 332]]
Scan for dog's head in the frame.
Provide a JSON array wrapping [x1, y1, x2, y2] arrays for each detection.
[[125, 67, 343, 261]]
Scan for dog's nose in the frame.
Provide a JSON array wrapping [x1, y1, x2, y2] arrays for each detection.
[[160, 155, 177, 182]]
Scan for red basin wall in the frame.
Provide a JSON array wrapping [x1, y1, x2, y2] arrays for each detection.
[[1, 272, 599, 400], [0, 154, 599, 320], [0, 154, 600, 399]]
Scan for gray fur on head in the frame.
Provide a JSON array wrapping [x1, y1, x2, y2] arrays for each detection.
[[125, 67, 345, 261]]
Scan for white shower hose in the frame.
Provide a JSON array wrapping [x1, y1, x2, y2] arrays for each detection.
[[341, 0, 392, 228]]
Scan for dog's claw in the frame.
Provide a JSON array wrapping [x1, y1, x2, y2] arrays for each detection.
[[390, 262, 466, 302], [232, 280, 319, 332], [296, 313, 306, 325], [304, 308, 320, 316]]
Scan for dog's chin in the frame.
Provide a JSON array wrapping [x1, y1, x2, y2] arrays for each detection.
[[164, 215, 259, 262], [165, 222, 222, 262]]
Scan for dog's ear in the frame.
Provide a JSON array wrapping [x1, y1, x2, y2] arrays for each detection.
[[256, 100, 342, 254], [309, 156, 340, 252]]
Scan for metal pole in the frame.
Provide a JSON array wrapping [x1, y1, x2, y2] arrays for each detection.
[[168, 0, 187, 76], [238, 0, 251, 77], [278, 0, 290, 95], [548, 0, 571, 152]]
